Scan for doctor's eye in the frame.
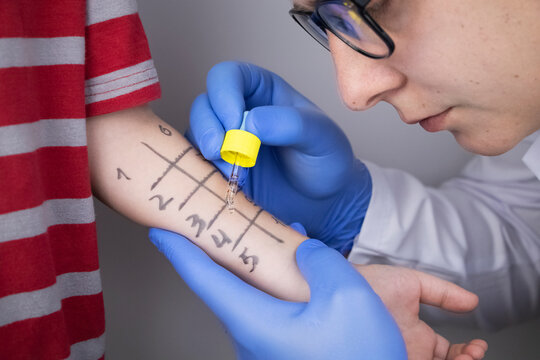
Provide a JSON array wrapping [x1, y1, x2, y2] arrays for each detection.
[[327, 14, 361, 39], [366, 0, 397, 24]]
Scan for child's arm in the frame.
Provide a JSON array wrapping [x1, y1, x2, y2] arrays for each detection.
[[87, 104, 309, 301]]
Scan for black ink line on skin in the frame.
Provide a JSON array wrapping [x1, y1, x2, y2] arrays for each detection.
[[149, 195, 174, 210], [251, 221, 283, 244], [239, 247, 259, 273], [159, 125, 172, 136], [211, 229, 233, 248], [207, 203, 227, 230], [117, 168, 131, 180], [232, 209, 263, 251], [178, 169, 218, 211], [271, 216, 287, 227], [186, 214, 206, 238], [145, 144, 192, 191], [141, 142, 284, 244]]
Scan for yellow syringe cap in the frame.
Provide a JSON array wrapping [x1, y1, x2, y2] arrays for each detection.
[[220, 111, 261, 168]]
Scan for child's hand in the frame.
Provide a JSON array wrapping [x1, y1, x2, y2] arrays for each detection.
[[354, 264, 488, 360]]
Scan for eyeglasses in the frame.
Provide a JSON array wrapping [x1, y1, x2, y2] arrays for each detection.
[[289, 0, 395, 59]]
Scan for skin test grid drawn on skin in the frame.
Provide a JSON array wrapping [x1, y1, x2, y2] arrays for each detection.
[[138, 138, 281, 273], [94, 112, 310, 301]]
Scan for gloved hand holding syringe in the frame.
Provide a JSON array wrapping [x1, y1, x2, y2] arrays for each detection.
[[220, 111, 261, 213]]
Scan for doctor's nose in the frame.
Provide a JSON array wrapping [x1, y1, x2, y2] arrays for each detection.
[[328, 33, 405, 111]]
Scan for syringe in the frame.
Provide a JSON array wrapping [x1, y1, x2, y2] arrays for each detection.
[[220, 111, 261, 214]]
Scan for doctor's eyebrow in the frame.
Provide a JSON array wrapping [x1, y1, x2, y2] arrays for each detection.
[[292, 0, 317, 12]]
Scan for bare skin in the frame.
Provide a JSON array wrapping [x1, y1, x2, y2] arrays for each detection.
[[356, 264, 488, 360], [88, 105, 486, 359]]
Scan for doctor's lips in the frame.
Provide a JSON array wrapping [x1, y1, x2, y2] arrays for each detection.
[[401, 108, 453, 133]]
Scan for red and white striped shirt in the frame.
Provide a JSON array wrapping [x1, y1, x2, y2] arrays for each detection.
[[0, 0, 160, 358]]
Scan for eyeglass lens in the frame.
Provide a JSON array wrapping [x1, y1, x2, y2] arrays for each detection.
[[292, 13, 331, 50], [318, 2, 388, 57]]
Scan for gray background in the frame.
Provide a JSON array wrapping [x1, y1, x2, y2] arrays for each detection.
[[95, 0, 540, 358]]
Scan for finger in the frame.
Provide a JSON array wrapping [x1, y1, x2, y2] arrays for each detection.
[[189, 93, 226, 160], [206, 62, 307, 131], [184, 100, 236, 179], [453, 355, 473, 360], [412, 270, 479, 312], [434, 334, 450, 360], [205, 61, 249, 130], [446, 339, 487, 360], [295, 239, 371, 308], [290, 222, 307, 236], [148, 228, 277, 326], [468, 339, 488, 353], [447, 346, 472, 360], [186, 109, 234, 179], [463, 345, 486, 359], [461, 340, 488, 359], [245, 106, 353, 159]]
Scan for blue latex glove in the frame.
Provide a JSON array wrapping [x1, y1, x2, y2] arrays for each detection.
[[187, 61, 371, 252], [149, 225, 406, 360]]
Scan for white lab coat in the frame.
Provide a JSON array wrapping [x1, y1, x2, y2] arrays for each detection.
[[349, 131, 540, 330]]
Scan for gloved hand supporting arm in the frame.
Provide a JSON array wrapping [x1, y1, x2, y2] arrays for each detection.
[[149, 227, 407, 360]]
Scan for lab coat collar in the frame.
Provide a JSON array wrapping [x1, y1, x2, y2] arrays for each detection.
[[522, 130, 540, 180]]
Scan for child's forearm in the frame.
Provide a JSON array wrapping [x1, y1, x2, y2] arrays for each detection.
[[87, 105, 309, 301]]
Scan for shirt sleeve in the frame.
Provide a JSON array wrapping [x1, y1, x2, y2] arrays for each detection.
[[348, 132, 540, 331], [84, 0, 161, 117]]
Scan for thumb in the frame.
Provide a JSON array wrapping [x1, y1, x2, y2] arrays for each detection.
[[295, 239, 372, 308], [246, 106, 352, 158], [289, 222, 307, 236]]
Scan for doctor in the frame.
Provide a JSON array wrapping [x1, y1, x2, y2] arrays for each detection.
[[151, 0, 539, 358]]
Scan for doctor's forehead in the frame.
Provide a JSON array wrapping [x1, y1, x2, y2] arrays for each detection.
[[292, 0, 317, 11]]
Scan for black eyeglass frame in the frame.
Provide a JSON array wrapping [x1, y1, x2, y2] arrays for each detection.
[[289, 0, 395, 59]]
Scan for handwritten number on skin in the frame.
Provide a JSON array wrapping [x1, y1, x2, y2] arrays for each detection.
[[149, 195, 174, 210], [239, 247, 259, 273], [159, 125, 172, 136], [211, 229, 233, 248], [117, 168, 131, 180], [186, 214, 206, 238]]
